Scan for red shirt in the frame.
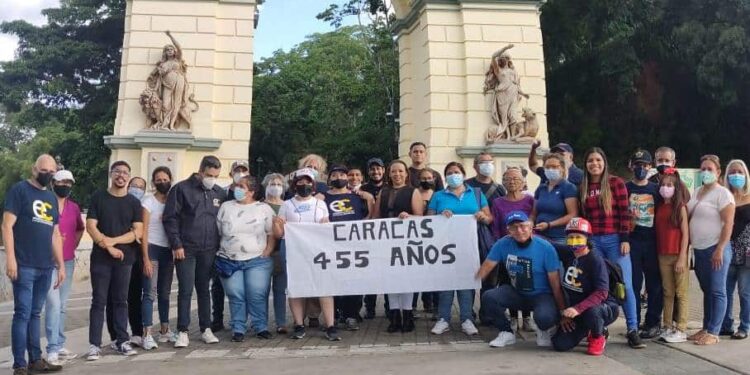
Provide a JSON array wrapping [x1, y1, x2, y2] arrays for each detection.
[[582, 176, 630, 241], [655, 202, 682, 255]]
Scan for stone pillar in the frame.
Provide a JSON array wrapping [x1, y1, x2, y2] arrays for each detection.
[[393, 0, 548, 188], [105, 0, 256, 182]]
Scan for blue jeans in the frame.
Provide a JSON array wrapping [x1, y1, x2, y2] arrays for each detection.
[[723, 265, 750, 333], [438, 289, 473, 323], [552, 301, 619, 351], [220, 256, 273, 334], [481, 285, 559, 332], [694, 245, 731, 335], [12, 266, 53, 369], [591, 234, 638, 331], [630, 235, 663, 328], [141, 244, 174, 328], [270, 239, 287, 328], [45, 260, 75, 354]]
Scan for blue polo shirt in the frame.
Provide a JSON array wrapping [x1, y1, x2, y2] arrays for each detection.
[[428, 184, 488, 215], [533, 180, 578, 242]]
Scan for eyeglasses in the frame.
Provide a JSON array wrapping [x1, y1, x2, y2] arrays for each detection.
[[502, 178, 523, 183], [111, 169, 130, 176], [507, 222, 531, 232]]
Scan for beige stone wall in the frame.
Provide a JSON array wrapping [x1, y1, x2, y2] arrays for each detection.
[[394, 0, 548, 185], [111, 0, 256, 180]]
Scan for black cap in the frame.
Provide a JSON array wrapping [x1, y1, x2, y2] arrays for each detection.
[[550, 143, 574, 154], [367, 158, 385, 168], [329, 164, 349, 174], [630, 149, 653, 164]]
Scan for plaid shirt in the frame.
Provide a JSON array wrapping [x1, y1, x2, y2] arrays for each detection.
[[583, 176, 631, 242]]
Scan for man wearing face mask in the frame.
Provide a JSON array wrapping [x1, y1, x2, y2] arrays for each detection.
[[650, 146, 692, 197], [225, 160, 250, 201], [529, 141, 584, 186], [625, 150, 663, 339], [360, 158, 387, 319], [466, 152, 507, 209], [163, 155, 227, 348]]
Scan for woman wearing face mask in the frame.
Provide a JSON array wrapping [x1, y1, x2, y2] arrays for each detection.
[[216, 176, 276, 342], [580, 147, 643, 349], [428, 162, 492, 337], [262, 173, 289, 334], [128, 177, 147, 201], [372, 160, 424, 333], [273, 169, 338, 341], [138, 166, 174, 349], [720, 160, 750, 340], [44, 170, 85, 365], [530, 153, 579, 245], [687, 155, 735, 345], [418, 168, 436, 211]]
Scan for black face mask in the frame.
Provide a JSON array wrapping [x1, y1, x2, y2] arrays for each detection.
[[53, 185, 71, 198], [656, 164, 670, 174], [419, 181, 435, 190], [36, 172, 53, 187], [331, 179, 348, 189], [295, 184, 314, 197], [155, 182, 171, 194]]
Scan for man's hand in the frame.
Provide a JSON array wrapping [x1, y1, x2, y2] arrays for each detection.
[[560, 316, 576, 333], [173, 247, 186, 261], [101, 236, 116, 249], [108, 247, 125, 261], [6, 258, 18, 281], [531, 139, 541, 150]]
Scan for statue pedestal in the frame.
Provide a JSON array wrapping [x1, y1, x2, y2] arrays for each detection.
[[107, 0, 257, 182]]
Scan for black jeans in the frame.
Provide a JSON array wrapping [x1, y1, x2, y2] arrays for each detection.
[[211, 269, 225, 327], [552, 302, 619, 351], [89, 258, 132, 347], [107, 260, 143, 340], [335, 295, 363, 319], [631, 235, 663, 328], [176, 251, 215, 332]]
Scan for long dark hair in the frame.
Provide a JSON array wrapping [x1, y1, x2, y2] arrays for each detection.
[[580, 147, 613, 216], [660, 173, 689, 227]]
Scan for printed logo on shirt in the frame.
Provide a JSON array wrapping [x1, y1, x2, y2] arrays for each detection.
[[506, 254, 533, 292], [588, 188, 601, 198], [629, 193, 655, 228], [213, 198, 221, 207], [32, 200, 54, 226], [328, 198, 354, 216], [563, 265, 583, 293], [294, 203, 313, 214]]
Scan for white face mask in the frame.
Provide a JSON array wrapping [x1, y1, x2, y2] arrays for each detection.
[[478, 162, 494, 177], [266, 185, 283, 198], [202, 177, 217, 190]]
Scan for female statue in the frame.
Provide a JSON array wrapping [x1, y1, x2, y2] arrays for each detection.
[[483, 44, 529, 141]]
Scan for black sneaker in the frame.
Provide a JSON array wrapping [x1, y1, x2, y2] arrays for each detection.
[[325, 326, 342, 341], [256, 331, 273, 340], [291, 325, 306, 339], [231, 333, 245, 342], [719, 329, 735, 337], [307, 317, 320, 328], [639, 326, 661, 339], [627, 330, 647, 349], [28, 359, 62, 373]]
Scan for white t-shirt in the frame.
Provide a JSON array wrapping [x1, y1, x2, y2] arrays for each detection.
[[278, 197, 329, 224], [688, 185, 735, 249], [142, 194, 169, 247], [217, 201, 275, 261]]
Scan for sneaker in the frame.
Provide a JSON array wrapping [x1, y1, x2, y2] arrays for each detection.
[[256, 331, 273, 340], [345, 318, 360, 331], [639, 326, 661, 339], [231, 333, 245, 342], [627, 329, 647, 349], [522, 316, 536, 332], [211, 323, 225, 333], [28, 359, 62, 373], [461, 319, 479, 336], [174, 331, 189, 348], [142, 335, 158, 350], [536, 326, 556, 347], [587, 333, 606, 356], [57, 348, 77, 360], [307, 317, 320, 328], [291, 325, 306, 339], [659, 327, 675, 341], [130, 335, 143, 347], [13, 368, 28, 375], [158, 329, 176, 343], [86, 345, 101, 361], [276, 326, 288, 334], [325, 326, 341, 341], [201, 328, 219, 344], [664, 329, 687, 343], [46, 352, 62, 367], [489, 331, 516, 347], [109, 341, 118, 351], [116, 342, 137, 356], [431, 319, 450, 335]]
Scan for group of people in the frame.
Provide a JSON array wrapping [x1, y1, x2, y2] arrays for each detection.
[[4, 140, 750, 373]]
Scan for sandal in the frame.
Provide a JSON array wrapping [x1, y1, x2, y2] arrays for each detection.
[[695, 333, 720, 346], [687, 330, 707, 341], [731, 330, 748, 340]]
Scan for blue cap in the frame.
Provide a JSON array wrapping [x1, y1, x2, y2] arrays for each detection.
[[505, 211, 529, 226]]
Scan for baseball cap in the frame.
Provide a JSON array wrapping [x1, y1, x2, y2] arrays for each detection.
[[505, 211, 530, 226], [367, 158, 385, 168], [293, 168, 316, 182], [550, 143, 574, 154], [53, 170, 75, 183], [230, 160, 250, 172], [565, 217, 593, 235], [329, 164, 349, 175], [630, 149, 653, 164]]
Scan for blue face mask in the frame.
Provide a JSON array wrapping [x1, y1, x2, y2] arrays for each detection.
[[128, 187, 145, 200], [544, 168, 562, 182], [633, 166, 649, 180], [234, 187, 247, 201], [700, 170, 717, 185], [446, 173, 464, 189], [728, 174, 746, 189]]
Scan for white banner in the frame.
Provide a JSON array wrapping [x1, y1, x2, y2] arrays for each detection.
[[285, 215, 481, 298]]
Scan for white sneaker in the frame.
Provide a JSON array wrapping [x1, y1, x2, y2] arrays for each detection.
[[536, 326, 556, 347], [47, 352, 62, 366], [461, 319, 479, 336], [130, 335, 143, 347], [158, 329, 177, 343], [660, 328, 675, 340], [142, 335, 159, 350], [109, 341, 118, 351], [201, 328, 219, 344], [116, 342, 137, 356], [58, 348, 77, 360], [489, 331, 516, 347], [664, 329, 687, 343], [431, 319, 450, 335], [174, 332, 189, 348], [87, 345, 101, 361]]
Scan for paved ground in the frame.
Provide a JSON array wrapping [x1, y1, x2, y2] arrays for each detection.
[[0, 272, 748, 374]]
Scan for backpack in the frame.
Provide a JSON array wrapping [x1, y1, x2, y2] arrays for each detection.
[[604, 259, 626, 305], [472, 188, 495, 262]]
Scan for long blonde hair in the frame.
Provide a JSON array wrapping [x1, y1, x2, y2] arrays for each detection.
[[580, 147, 613, 216], [725, 159, 750, 196]]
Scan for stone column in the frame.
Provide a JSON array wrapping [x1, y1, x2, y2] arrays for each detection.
[[105, 0, 256, 182], [393, 0, 547, 187]]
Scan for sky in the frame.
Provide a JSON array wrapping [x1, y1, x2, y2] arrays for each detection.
[[0, 0, 353, 62]]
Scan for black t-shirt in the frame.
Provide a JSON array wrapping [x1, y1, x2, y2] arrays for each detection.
[[558, 248, 610, 307], [361, 181, 384, 198], [87, 189, 143, 265], [323, 192, 367, 222], [409, 167, 444, 191], [625, 181, 660, 238], [465, 177, 506, 208]]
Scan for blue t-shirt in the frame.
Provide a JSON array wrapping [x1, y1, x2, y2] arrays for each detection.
[[323, 192, 367, 222], [3, 180, 59, 269], [534, 180, 578, 241], [487, 236, 560, 296], [428, 184, 488, 215]]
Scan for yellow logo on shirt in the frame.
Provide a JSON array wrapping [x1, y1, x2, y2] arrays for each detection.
[[32, 200, 54, 226]]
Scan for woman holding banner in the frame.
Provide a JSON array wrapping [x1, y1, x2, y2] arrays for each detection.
[[372, 160, 424, 333], [273, 169, 340, 341], [428, 162, 492, 336]]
